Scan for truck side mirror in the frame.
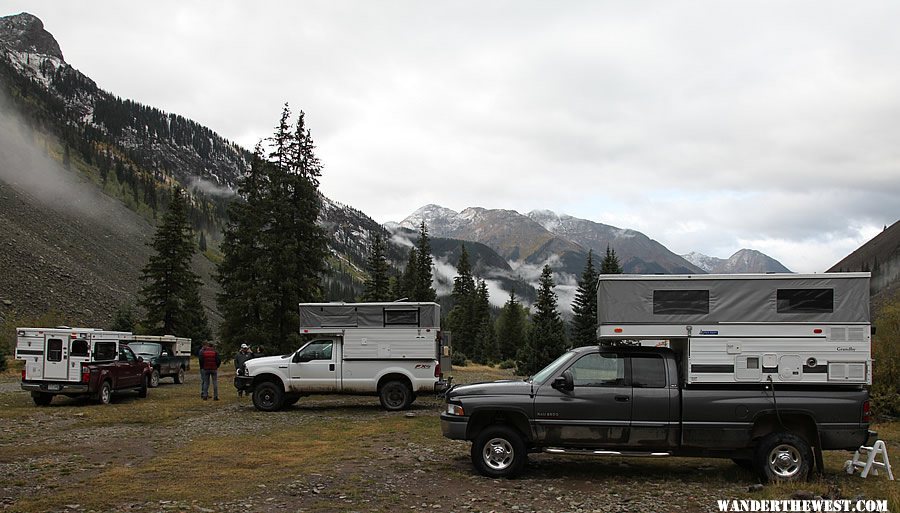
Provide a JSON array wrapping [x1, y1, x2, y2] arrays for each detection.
[[138, 356, 144, 363], [552, 370, 574, 392]]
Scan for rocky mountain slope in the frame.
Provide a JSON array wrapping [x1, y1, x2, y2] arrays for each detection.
[[828, 220, 900, 300], [681, 249, 792, 274]]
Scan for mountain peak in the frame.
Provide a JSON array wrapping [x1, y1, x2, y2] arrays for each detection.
[[0, 13, 64, 61], [681, 249, 791, 273]]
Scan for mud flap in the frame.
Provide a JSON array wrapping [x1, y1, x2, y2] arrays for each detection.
[[814, 431, 825, 475]]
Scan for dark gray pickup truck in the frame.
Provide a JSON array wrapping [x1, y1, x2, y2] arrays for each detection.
[[441, 346, 873, 482]]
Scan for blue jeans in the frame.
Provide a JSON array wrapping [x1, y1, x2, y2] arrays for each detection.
[[200, 369, 218, 399]]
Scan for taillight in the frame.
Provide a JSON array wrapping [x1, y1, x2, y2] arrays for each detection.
[[21, 369, 26, 382], [434, 362, 441, 378], [82, 369, 91, 383], [863, 400, 872, 423]]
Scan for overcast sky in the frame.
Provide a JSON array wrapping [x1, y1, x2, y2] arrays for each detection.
[[2, 1, 897, 272]]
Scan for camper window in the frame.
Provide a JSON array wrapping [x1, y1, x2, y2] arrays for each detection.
[[653, 290, 709, 315], [776, 288, 834, 313], [569, 353, 625, 387], [47, 339, 63, 362], [631, 355, 666, 388], [94, 342, 117, 361], [384, 309, 419, 326], [71, 339, 89, 357]]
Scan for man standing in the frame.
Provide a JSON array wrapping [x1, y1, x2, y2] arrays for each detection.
[[197, 341, 221, 401], [234, 344, 255, 397]]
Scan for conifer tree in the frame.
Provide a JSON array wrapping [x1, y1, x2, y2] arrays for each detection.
[[571, 250, 599, 347], [413, 222, 437, 302], [447, 245, 476, 356], [109, 303, 137, 332], [363, 232, 391, 302], [400, 247, 419, 300], [601, 244, 624, 274], [517, 265, 567, 375], [495, 290, 528, 361], [139, 187, 211, 346], [472, 280, 496, 363], [217, 106, 329, 354]]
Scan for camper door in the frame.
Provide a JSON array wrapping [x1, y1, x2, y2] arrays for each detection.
[[43, 335, 69, 381]]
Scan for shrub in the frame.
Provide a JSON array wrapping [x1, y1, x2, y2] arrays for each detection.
[[498, 359, 516, 369], [451, 352, 467, 367]]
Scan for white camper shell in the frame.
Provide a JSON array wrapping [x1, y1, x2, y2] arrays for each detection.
[[298, 302, 442, 360], [123, 334, 192, 356], [596, 273, 872, 386], [15, 327, 132, 383]]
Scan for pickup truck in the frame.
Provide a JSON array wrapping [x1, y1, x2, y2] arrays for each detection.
[[234, 337, 445, 412], [129, 341, 190, 387], [441, 346, 872, 482], [22, 343, 152, 405]]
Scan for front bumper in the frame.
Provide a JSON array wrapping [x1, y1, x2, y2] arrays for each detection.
[[440, 413, 469, 440], [21, 381, 89, 394], [234, 375, 253, 391]]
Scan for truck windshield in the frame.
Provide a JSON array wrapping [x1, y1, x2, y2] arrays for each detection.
[[129, 343, 161, 357], [530, 351, 576, 385]]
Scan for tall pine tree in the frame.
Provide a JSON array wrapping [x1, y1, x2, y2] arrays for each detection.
[[139, 187, 211, 348], [217, 105, 329, 354], [571, 249, 599, 347], [363, 231, 391, 302], [413, 221, 437, 302], [517, 265, 567, 375], [447, 245, 476, 357], [400, 247, 419, 300], [495, 290, 528, 361], [472, 279, 496, 363]]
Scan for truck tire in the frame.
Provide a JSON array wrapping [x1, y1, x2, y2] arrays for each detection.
[[31, 392, 52, 406], [471, 425, 527, 478], [98, 380, 113, 405], [138, 376, 149, 398], [150, 369, 160, 388], [174, 367, 185, 384], [754, 432, 812, 483], [284, 394, 301, 407], [252, 382, 284, 412], [379, 380, 412, 411]]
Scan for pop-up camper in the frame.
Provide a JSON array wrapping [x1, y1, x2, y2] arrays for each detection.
[[596, 273, 871, 385]]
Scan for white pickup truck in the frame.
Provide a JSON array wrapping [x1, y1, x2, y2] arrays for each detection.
[[235, 302, 449, 411]]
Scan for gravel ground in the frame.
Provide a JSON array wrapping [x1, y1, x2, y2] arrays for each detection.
[[0, 370, 810, 513]]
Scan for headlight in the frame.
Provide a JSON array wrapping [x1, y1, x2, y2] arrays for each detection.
[[446, 403, 465, 416]]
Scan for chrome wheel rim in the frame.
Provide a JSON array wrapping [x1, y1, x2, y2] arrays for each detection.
[[150, 371, 159, 387], [768, 444, 801, 478], [178, 368, 184, 382], [483, 438, 514, 471], [101, 385, 111, 403]]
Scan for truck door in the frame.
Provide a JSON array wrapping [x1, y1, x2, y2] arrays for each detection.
[[116, 345, 141, 387], [289, 339, 338, 392], [628, 353, 674, 449], [533, 352, 631, 447], [43, 336, 69, 380]]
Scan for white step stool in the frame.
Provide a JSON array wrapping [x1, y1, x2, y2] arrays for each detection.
[[844, 440, 894, 480]]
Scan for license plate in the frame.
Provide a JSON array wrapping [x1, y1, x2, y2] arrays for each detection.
[[47, 384, 61, 391]]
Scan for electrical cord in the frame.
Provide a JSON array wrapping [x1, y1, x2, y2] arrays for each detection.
[[766, 375, 786, 429]]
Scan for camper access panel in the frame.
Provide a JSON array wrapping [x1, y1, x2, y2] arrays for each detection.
[[596, 273, 871, 385]]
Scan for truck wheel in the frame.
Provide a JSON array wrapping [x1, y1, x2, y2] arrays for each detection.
[[471, 426, 527, 478], [754, 432, 812, 483], [379, 380, 412, 411], [252, 382, 284, 412], [150, 370, 160, 388], [98, 381, 113, 405], [174, 367, 185, 384], [31, 392, 52, 406], [138, 376, 149, 398]]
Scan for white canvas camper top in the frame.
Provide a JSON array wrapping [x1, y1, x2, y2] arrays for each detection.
[[15, 327, 133, 382], [596, 273, 872, 386], [123, 334, 192, 356], [298, 302, 441, 360]]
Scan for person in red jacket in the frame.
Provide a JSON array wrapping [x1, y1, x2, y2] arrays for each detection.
[[197, 341, 221, 401]]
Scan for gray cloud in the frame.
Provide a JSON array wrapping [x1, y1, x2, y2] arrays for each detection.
[[5, 1, 898, 272]]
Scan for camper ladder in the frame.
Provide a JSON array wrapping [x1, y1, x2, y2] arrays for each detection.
[[844, 440, 894, 480]]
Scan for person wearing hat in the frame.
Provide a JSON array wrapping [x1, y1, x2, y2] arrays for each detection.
[[234, 344, 255, 397], [197, 340, 221, 401]]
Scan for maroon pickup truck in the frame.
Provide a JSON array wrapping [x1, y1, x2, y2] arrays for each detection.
[[20, 339, 153, 406]]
